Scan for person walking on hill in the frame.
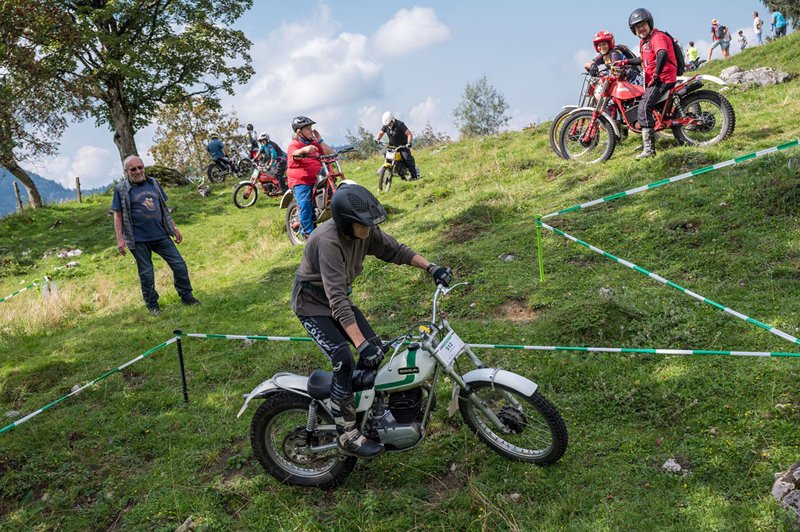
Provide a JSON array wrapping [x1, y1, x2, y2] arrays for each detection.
[[291, 182, 452, 457], [737, 30, 748, 51], [376, 112, 420, 180], [753, 11, 764, 45], [112, 155, 200, 315], [286, 116, 334, 239], [771, 10, 787, 38], [708, 19, 731, 61], [618, 8, 678, 159]]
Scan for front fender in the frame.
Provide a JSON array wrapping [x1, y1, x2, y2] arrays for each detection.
[[560, 104, 580, 111], [236, 373, 310, 418], [568, 106, 622, 139], [279, 189, 294, 209], [460, 368, 538, 397]]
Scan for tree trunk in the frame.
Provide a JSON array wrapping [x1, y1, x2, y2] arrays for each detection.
[[106, 79, 139, 165], [4, 158, 43, 208]]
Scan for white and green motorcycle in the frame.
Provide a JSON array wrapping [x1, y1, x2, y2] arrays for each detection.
[[238, 283, 568, 488]]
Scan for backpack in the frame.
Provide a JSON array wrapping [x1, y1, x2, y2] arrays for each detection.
[[661, 30, 686, 76], [715, 25, 726, 39], [614, 44, 638, 61]]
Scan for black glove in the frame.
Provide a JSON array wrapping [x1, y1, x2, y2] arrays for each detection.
[[427, 263, 453, 287], [589, 64, 599, 76], [357, 341, 384, 369], [648, 73, 661, 87], [406, 140, 412, 148]]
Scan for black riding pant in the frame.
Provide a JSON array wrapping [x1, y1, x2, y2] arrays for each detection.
[[398, 147, 419, 179], [637, 82, 675, 128], [298, 307, 381, 401]]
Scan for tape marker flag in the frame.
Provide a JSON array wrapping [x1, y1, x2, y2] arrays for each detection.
[[0, 337, 178, 435], [540, 221, 800, 347]]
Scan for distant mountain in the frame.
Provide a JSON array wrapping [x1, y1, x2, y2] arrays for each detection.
[[0, 167, 108, 217]]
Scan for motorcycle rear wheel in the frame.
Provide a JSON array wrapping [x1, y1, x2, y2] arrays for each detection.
[[285, 200, 306, 246], [459, 382, 568, 464], [378, 167, 392, 193], [549, 108, 574, 159], [558, 110, 617, 164], [237, 159, 256, 179], [233, 182, 258, 208], [207, 163, 227, 183], [251, 392, 356, 488], [673, 90, 735, 147]]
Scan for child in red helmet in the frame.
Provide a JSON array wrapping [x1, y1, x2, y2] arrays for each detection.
[[584, 30, 642, 84]]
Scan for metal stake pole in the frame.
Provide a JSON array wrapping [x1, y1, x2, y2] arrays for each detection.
[[174, 330, 189, 403]]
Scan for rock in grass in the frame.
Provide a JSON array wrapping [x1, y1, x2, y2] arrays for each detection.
[[719, 66, 792, 89], [662, 458, 683, 474], [175, 516, 194, 532], [772, 462, 800, 524], [4, 410, 21, 418]]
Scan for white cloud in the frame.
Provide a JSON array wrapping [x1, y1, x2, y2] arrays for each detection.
[[573, 48, 594, 72], [408, 97, 440, 130], [33, 145, 119, 189], [373, 7, 450, 57]]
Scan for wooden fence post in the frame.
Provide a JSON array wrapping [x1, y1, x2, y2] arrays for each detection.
[[12, 181, 24, 213], [75, 176, 82, 203]]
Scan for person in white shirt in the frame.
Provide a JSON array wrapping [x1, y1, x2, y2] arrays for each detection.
[[753, 11, 764, 45]]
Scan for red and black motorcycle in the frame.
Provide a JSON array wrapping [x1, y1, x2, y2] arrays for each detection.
[[232, 164, 284, 208], [558, 70, 735, 163]]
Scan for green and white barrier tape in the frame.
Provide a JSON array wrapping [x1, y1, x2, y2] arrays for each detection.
[[181, 332, 314, 342], [0, 282, 40, 304], [541, 221, 800, 347], [0, 337, 178, 435], [542, 139, 800, 220], [468, 343, 800, 358]]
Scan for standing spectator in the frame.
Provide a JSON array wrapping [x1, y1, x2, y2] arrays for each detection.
[[737, 30, 748, 51], [753, 11, 764, 45], [772, 10, 787, 38], [708, 20, 731, 61], [112, 155, 200, 315], [686, 41, 700, 69], [286, 116, 334, 238]]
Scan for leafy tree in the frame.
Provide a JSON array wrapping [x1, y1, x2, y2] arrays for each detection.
[[761, 1, 799, 27], [414, 122, 451, 149], [149, 97, 247, 178], [452, 76, 511, 138], [14, 0, 254, 164], [345, 123, 381, 160], [0, 2, 85, 208]]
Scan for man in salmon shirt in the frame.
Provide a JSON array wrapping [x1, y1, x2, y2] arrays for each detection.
[[286, 116, 335, 238], [615, 8, 678, 159]]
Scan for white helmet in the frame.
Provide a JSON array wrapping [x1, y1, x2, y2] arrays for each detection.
[[381, 111, 395, 126], [258, 132, 269, 142]]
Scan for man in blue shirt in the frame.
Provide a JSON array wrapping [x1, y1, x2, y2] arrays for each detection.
[[206, 132, 233, 172], [112, 155, 199, 315], [772, 11, 787, 38]]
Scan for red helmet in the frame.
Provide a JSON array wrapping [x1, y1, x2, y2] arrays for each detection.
[[593, 30, 615, 52]]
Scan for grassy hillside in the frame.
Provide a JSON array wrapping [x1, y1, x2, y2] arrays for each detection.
[[2, 34, 800, 530]]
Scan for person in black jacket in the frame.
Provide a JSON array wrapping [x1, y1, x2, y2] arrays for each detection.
[[376, 112, 420, 180]]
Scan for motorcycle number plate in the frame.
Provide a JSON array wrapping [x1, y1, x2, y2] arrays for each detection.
[[434, 330, 466, 367]]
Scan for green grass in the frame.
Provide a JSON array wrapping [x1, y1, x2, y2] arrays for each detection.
[[2, 34, 800, 530]]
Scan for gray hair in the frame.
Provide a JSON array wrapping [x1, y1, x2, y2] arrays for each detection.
[[123, 155, 142, 170]]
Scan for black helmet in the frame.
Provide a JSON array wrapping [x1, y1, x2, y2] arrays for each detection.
[[628, 8, 654, 35], [331, 184, 387, 237], [291, 116, 316, 132]]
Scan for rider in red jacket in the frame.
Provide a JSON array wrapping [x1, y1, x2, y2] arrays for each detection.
[[617, 8, 677, 159]]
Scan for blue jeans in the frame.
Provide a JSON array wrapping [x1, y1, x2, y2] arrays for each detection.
[[755, 32, 763, 45], [292, 184, 315, 237], [131, 236, 193, 309]]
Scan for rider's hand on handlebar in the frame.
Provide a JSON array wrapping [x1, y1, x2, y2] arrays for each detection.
[[357, 341, 384, 369], [589, 64, 599, 76], [427, 263, 453, 287]]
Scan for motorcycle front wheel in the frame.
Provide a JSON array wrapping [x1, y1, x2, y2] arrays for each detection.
[[207, 163, 227, 183], [250, 392, 356, 488], [459, 382, 568, 465], [378, 167, 392, 193], [285, 200, 306, 245], [558, 110, 617, 164], [233, 182, 258, 208], [673, 90, 736, 147], [548, 108, 574, 159]]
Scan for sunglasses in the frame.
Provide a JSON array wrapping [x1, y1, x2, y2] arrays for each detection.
[[128, 165, 144, 171]]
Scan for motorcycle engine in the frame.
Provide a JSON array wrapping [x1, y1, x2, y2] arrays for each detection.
[[371, 389, 426, 449], [624, 104, 639, 128]]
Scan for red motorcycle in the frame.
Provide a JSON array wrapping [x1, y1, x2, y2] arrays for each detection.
[[558, 70, 735, 163], [280, 147, 355, 245], [232, 164, 284, 208]]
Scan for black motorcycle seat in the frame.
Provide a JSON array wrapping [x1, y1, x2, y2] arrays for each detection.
[[307, 369, 376, 400]]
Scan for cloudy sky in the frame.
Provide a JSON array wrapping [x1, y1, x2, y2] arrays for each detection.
[[32, 0, 782, 188]]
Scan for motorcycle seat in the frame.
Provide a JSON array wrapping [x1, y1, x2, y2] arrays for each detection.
[[307, 369, 376, 400]]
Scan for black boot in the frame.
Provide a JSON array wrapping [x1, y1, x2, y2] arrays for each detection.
[[331, 396, 383, 458]]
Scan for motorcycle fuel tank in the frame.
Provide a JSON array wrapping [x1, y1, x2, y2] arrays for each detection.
[[373, 347, 436, 393], [612, 81, 645, 101]]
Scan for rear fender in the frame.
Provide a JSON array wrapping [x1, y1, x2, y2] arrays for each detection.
[[560, 104, 579, 111], [236, 372, 310, 418], [677, 74, 726, 86], [568, 106, 621, 139]]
